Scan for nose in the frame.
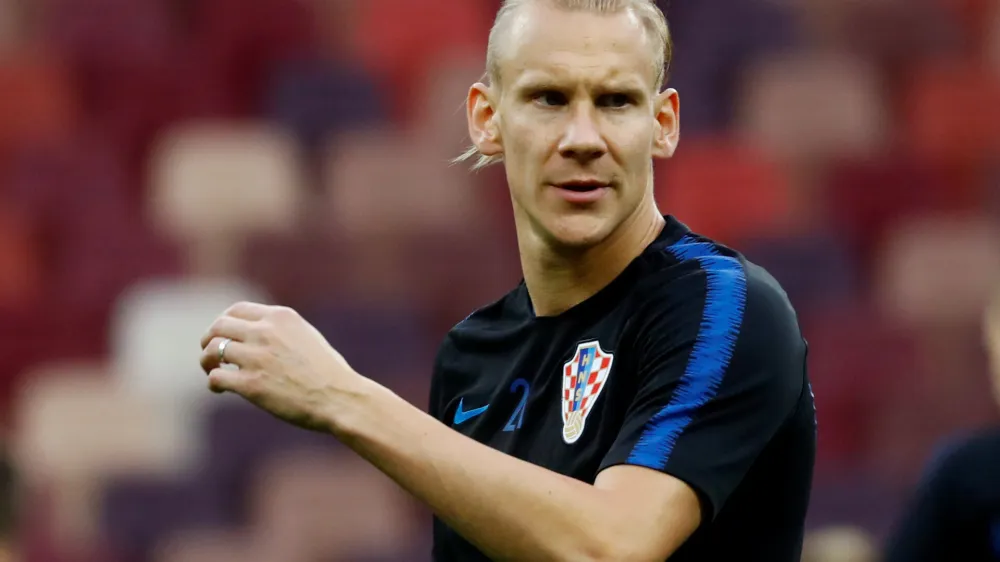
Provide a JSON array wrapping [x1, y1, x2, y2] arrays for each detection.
[[557, 106, 607, 164]]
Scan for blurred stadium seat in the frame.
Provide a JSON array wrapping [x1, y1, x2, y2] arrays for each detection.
[[249, 449, 420, 561], [12, 363, 190, 482], [264, 57, 388, 155], [411, 54, 487, 162], [191, 0, 318, 115], [352, 0, 490, 121], [803, 304, 921, 475], [11, 363, 191, 551], [655, 137, 795, 245], [903, 60, 1000, 165], [152, 530, 284, 562], [737, 51, 887, 164], [40, 0, 174, 70], [822, 154, 977, 271], [874, 213, 1000, 328], [323, 128, 482, 240], [0, 0, 23, 52], [0, 196, 41, 310], [147, 122, 306, 274], [201, 400, 336, 527], [740, 231, 859, 311], [665, 0, 800, 133], [102, 476, 231, 562], [990, 3, 1000, 67], [0, 53, 77, 157]]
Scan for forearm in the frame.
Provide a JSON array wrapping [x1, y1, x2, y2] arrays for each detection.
[[328, 379, 628, 562]]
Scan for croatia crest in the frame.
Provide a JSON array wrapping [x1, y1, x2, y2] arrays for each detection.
[[561, 341, 614, 444]]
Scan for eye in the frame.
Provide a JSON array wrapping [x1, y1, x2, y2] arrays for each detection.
[[533, 90, 568, 107], [598, 93, 633, 108]]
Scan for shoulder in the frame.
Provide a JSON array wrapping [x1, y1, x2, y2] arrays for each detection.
[[633, 232, 802, 350], [628, 231, 807, 408], [922, 428, 1000, 485]]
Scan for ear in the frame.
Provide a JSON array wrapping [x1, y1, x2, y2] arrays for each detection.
[[652, 88, 680, 159], [467, 82, 503, 158]]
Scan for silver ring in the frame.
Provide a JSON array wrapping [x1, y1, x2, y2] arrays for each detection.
[[218, 338, 232, 364]]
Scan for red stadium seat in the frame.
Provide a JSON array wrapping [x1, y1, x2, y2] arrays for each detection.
[[936, 0, 995, 53], [822, 153, 979, 272], [654, 137, 796, 246], [40, 0, 174, 70], [352, 0, 491, 121], [2, 136, 182, 313], [801, 304, 921, 475], [0, 196, 41, 310], [0, 52, 77, 157], [191, 0, 318, 114], [902, 61, 1000, 165]]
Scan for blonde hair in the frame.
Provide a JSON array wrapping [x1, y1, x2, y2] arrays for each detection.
[[454, 0, 673, 170]]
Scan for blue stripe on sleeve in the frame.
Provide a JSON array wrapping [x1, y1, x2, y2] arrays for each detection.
[[627, 235, 749, 470]]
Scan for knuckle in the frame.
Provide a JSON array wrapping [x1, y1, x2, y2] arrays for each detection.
[[272, 306, 297, 321]]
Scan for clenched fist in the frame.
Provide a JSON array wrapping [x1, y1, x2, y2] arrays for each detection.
[[200, 302, 367, 433]]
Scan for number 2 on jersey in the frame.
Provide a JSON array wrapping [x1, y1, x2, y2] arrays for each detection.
[[503, 378, 530, 432]]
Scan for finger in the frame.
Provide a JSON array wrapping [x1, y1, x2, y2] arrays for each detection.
[[200, 337, 253, 373], [224, 301, 271, 321], [200, 316, 255, 349], [207, 367, 246, 395]]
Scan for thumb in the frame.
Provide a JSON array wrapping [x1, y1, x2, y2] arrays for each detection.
[[207, 367, 244, 395]]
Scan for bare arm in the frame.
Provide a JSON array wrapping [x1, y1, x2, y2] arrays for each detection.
[[333, 379, 701, 562]]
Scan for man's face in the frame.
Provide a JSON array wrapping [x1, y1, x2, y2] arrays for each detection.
[[471, 4, 679, 250]]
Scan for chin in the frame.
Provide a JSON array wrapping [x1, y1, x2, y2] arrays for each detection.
[[540, 212, 617, 250]]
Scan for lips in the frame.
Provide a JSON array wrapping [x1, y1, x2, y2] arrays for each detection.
[[550, 181, 611, 204], [553, 180, 609, 191]]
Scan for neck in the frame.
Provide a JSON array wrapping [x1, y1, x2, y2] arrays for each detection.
[[518, 200, 665, 317]]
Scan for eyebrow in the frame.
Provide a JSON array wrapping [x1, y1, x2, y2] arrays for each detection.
[[514, 72, 650, 95]]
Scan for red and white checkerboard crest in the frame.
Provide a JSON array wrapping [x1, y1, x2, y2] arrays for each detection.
[[561, 340, 614, 444]]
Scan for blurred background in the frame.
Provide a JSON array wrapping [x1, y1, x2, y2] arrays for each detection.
[[0, 0, 998, 560]]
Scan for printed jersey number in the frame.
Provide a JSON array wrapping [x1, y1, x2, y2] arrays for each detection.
[[503, 378, 530, 432]]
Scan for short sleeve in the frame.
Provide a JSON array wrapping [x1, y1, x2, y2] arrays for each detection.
[[428, 340, 450, 422], [599, 256, 807, 522]]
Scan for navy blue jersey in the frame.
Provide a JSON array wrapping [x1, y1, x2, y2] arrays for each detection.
[[428, 215, 816, 561], [885, 427, 1000, 562]]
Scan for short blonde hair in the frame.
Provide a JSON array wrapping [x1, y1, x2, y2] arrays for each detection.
[[454, 0, 673, 170]]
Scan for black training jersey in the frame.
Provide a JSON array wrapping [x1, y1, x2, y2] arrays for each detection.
[[885, 427, 1000, 562], [428, 215, 816, 562]]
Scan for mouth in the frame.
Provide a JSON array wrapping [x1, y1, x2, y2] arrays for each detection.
[[553, 180, 610, 192], [550, 181, 611, 204]]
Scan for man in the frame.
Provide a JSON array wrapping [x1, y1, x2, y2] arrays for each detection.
[[199, 1, 816, 560], [883, 293, 1000, 561]]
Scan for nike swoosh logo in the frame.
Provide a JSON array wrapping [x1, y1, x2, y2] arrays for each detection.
[[453, 398, 489, 425]]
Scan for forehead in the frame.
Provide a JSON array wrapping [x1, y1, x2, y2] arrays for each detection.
[[499, 4, 657, 91]]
